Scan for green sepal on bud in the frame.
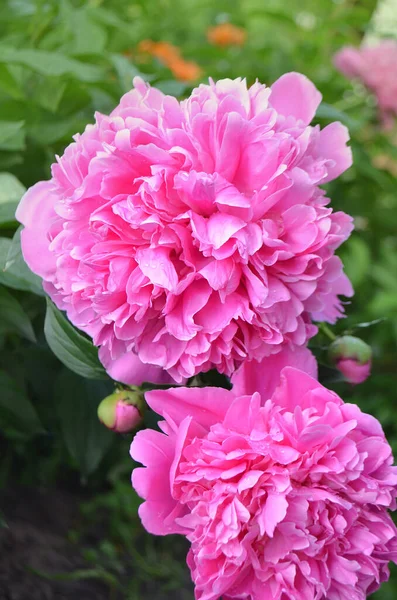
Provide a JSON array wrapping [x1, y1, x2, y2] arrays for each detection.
[[97, 388, 144, 433], [328, 335, 372, 365]]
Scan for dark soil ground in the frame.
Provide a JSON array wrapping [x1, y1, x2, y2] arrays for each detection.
[[0, 485, 193, 600], [0, 486, 109, 600]]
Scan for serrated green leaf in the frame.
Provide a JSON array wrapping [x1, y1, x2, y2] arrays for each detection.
[[55, 368, 114, 476], [44, 299, 107, 380], [0, 229, 44, 295], [0, 285, 36, 342]]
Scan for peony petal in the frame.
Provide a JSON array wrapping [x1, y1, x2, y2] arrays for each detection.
[[145, 386, 235, 429], [99, 346, 175, 386], [231, 346, 318, 400], [270, 72, 322, 125], [316, 122, 353, 183], [16, 181, 59, 281]]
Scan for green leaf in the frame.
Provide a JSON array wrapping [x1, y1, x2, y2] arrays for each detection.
[[109, 54, 143, 93], [0, 152, 23, 170], [0, 172, 26, 227], [44, 299, 107, 380], [0, 229, 44, 295], [0, 120, 25, 151], [340, 236, 371, 288], [0, 285, 36, 342], [155, 80, 189, 96], [55, 368, 114, 476], [0, 64, 23, 99], [70, 9, 107, 55], [350, 318, 387, 330], [0, 47, 105, 82], [33, 78, 67, 113], [28, 114, 83, 145], [316, 102, 359, 131], [89, 5, 137, 36], [0, 370, 43, 439]]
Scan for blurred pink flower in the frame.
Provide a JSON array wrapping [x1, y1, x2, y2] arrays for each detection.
[[334, 41, 397, 128], [131, 357, 397, 600], [17, 74, 353, 384]]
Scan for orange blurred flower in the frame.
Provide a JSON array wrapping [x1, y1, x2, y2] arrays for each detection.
[[207, 23, 246, 47], [170, 59, 202, 82], [137, 39, 156, 54], [137, 39, 202, 82], [153, 41, 181, 64]]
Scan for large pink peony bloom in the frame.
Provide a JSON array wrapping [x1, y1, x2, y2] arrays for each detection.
[[131, 353, 397, 600], [17, 74, 353, 383], [334, 41, 397, 129]]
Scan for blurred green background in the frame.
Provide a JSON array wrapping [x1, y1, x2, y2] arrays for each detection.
[[0, 0, 396, 598]]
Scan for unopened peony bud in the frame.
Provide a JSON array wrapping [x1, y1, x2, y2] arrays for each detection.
[[329, 335, 372, 385], [98, 389, 144, 433]]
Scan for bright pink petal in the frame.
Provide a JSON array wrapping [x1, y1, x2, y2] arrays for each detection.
[[231, 346, 318, 399], [271, 366, 325, 410], [145, 386, 234, 429]]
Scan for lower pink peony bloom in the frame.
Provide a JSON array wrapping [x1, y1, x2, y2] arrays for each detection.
[[17, 73, 353, 384], [334, 41, 397, 129], [131, 356, 397, 599]]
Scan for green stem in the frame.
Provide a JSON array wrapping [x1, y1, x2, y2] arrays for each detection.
[[319, 322, 337, 342]]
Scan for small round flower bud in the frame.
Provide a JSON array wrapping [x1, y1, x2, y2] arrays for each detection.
[[329, 335, 372, 385], [97, 389, 144, 433]]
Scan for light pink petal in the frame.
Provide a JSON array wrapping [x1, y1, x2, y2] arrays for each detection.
[[316, 122, 353, 182], [270, 72, 322, 125], [16, 181, 58, 280], [258, 493, 289, 537], [136, 246, 179, 292], [99, 347, 176, 386]]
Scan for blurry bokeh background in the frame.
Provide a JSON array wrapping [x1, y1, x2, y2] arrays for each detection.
[[0, 0, 396, 598]]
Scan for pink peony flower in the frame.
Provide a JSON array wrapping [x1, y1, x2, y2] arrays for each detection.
[[17, 74, 353, 384], [334, 41, 397, 129], [131, 356, 397, 600]]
